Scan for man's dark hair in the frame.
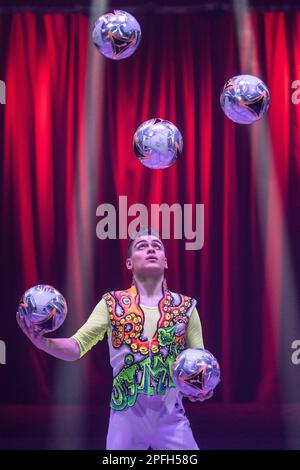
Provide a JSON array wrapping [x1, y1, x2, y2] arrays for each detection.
[[127, 226, 164, 258]]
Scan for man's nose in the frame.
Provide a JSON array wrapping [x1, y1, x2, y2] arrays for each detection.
[[147, 247, 155, 253]]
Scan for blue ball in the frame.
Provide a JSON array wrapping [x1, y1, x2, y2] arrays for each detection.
[[18, 285, 67, 333], [92, 10, 141, 60], [172, 348, 221, 398], [133, 118, 183, 169], [220, 74, 270, 124]]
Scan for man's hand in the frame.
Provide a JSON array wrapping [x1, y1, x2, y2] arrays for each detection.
[[16, 311, 47, 350], [16, 311, 80, 361], [187, 390, 214, 402]]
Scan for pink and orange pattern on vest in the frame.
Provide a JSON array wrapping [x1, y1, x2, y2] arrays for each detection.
[[103, 281, 196, 410], [104, 281, 194, 355]]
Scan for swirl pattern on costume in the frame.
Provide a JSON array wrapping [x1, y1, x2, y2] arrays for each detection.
[[104, 284, 193, 355]]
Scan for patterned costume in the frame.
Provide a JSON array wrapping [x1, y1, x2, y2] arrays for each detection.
[[73, 280, 202, 449]]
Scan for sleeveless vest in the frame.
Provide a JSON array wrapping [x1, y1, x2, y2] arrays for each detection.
[[103, 280, 196, 411]]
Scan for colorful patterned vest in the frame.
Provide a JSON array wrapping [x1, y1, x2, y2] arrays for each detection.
[[103, 280, 196, 411]]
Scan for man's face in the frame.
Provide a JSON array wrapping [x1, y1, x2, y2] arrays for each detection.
[[126, 235, 168, 277]]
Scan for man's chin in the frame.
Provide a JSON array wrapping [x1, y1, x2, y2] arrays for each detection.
[[137, 265, 164, 277]]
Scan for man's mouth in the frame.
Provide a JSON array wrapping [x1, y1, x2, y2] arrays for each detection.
[[146, 256, 158, 261]]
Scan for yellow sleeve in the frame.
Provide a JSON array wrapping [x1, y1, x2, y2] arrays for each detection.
[[71, 298, 110, 358], [186, 307, 204, 349]]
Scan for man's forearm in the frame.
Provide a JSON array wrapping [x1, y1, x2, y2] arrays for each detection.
[[39, 337, 81, 361]]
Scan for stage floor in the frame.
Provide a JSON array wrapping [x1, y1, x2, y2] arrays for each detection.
[[0, 403, 300, 450]]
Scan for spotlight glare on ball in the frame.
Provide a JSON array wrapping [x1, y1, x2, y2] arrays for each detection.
[[220, 74, 270, 124], [172, 348, 221, 398], [92, 10, 141, 60], [17, 284, 68, 333], [133, 118, 183, 169]]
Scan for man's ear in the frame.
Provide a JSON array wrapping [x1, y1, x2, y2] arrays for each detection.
[[126, 258, 133, 271], [165, 257, 168, 269]]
